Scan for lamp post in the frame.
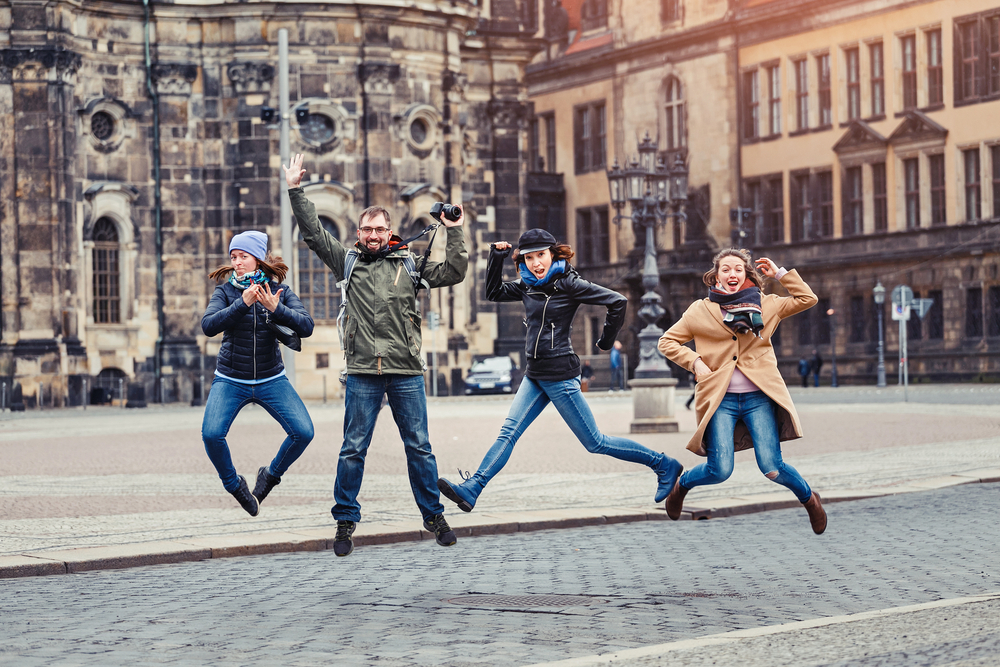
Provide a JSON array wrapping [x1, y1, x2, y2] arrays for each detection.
[[826, 308, 838, 387], [606, 132, 687, 379], [873, 281, 886, 388], [606, 132, 687, 433]]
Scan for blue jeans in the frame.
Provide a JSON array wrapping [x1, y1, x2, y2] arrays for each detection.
[[680, 391, 812, 502], [202, 376, 314, 492], [610, 366, 625, 390], [464, 376, 669, 494], [334, 374, 443, 523]]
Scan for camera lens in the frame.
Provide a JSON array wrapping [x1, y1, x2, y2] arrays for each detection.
[[442, 204, 461, 221]]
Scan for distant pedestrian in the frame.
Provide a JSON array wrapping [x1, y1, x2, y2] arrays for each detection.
[[685, 372, 696, 410], [201, 230, 315, 516], [658, 248, 827, 534], [437, 231, 683, 513], [798, 357, 810, 388], [580, 361, 594, 392], [810, 349, 823, 387], [609, 340, 625, 391]]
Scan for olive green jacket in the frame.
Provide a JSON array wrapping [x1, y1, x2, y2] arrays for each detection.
[[289, 187, 468, 375]]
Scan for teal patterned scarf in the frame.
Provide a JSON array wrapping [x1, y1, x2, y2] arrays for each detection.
[[229, 269, 269, 291]]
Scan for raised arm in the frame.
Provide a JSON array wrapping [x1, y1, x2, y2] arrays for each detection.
[[485, 243, 524, 302], [421, 220, 469, 288], [284, 154, 347, 279], [565, 276, 626, 350], [771, 270, 818, 320]]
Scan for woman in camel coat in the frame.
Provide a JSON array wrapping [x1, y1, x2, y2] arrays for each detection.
[[657, 248, 827, 534]]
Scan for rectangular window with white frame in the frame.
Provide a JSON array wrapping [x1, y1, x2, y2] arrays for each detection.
[[954, 12, 1000, 104], [901, 34, 917, 110], [964, 147, 982, 221], [768, 65, 781, 136], [870, 42, 885, 117], [794, 59, 808, 131], [845, 47, 861, 120], [927, 28, 943, 106], [817, 53, 832, 126], [930, 153, 946, 225], [904, 157, 920, 229]]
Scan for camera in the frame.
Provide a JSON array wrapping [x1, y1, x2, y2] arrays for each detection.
[[429, 202, 462, 222]]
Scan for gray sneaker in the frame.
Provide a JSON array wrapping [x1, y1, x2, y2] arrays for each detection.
[[333, 520, 356, 557]]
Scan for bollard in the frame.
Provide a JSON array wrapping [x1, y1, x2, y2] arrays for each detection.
[[39, 383, 44, 411], [119, 378, 125, 409], [323, 375, 327, 404], [1, 380, 5, 412]]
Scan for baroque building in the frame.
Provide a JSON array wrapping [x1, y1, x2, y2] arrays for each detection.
[[0, 0, 542, 406], [526, 0, 999, 384]]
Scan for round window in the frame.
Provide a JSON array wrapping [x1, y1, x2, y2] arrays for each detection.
[[299, 113, 336, 146], [91, 111, 116, 141], [409, 117, 428, 145]]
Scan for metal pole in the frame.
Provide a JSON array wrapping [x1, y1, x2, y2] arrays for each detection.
[[278, 27, 296, 387], [898, 317, 904, 386], [83, 377, 87, 410], [902, 314, 909, 402], [1, 381, 5, 412], [876, 304, 886, 387], [39, 383, 43, 411], [432, 320, 438, 397], [323, 375, 327, 404], [120, 378, 125, 408], [829, 310, 838, 387]]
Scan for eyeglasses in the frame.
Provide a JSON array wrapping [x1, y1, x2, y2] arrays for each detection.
[[359, 226, 390, 236]]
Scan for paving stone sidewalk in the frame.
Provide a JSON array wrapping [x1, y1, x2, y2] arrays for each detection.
[[0, 386, 997, 575], [1, 484, 998, 666]]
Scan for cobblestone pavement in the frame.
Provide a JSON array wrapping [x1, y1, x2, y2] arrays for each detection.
[[1, 484, 998, 665], [0, 386, 998, 555]]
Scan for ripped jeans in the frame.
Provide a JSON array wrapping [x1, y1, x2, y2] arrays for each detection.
[[679, 390, 812, 502]]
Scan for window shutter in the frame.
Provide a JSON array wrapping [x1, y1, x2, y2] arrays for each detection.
[[953, 22, 964, 101], [574, 109, 584, 173]]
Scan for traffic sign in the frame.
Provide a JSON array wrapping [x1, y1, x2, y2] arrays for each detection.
[[891, 304, 911, 321], [911, 298, 934, 319], [891, 285, 914, 307]]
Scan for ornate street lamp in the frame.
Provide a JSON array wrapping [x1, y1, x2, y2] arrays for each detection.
[[873, 281, 887, 387], [606, 132, 687, 380]]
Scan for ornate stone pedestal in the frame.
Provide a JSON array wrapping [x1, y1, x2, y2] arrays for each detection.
[[628, 377, 679, 433]]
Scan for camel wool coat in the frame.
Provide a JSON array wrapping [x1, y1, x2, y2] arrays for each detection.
[[658, 270, 818, 456]]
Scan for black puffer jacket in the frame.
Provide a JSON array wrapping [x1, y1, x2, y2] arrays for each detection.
[[486, 245, 626, 359], [202, 280, 314, 381]]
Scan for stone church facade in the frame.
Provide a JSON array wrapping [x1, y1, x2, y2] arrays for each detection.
[[0, 0, 542, 407]]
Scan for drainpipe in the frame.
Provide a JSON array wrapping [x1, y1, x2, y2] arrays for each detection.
[[143, 0, 165, 402]]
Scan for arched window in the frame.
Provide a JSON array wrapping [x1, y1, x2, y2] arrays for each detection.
[[664, 76, 686, 150], [93, 217, 121, 324], [297, 215, 340, 322], [94, 367, 127, 401]]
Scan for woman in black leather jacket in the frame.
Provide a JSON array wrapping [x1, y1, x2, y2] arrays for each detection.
[[438, 228, 682, 512], [201, 230, 315, 516]]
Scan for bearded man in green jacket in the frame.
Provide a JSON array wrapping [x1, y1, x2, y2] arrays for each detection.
[[284, 154, 468, 557]]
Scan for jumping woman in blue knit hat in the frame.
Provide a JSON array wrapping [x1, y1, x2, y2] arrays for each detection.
[[438, 229, 683, 513], [201, 231, 315, 516]]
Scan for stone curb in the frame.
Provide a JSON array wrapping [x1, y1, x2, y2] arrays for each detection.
[[2, 468, 998, 580]]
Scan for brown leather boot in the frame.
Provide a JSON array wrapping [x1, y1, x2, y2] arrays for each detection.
[[803, 491, 827, 534], [665, 479, 689, 520]]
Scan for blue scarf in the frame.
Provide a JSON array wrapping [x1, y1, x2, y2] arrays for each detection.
[[229, 269, 269, 291], [518, 260, 567, 287]]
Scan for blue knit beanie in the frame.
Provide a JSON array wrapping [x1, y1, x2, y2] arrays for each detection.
[[229, 230, 268, 260]]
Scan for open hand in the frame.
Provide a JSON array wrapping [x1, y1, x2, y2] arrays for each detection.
[[755, 257, 779, 278], [282, 153, 306, 189], [258, 282, 284, 312]]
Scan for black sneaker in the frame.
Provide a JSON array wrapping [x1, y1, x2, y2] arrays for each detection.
[[423, 513, 457, 547], [333, 520, 356, 557], [252, 466, 281, 504], [229, 475, 259, 516]]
